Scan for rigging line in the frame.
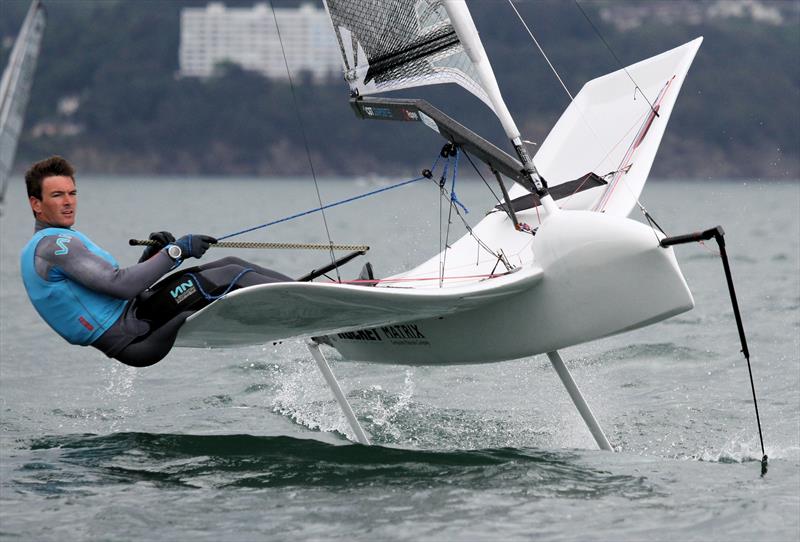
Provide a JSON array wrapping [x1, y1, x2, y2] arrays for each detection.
[[131, 239, 370, 251], [449, 147, 468, 214], [268, 2, 340, 282], [585, 111, 651, 213], [438, 178, 443, 281], [459, 216, 502, 266], [216, 169, 432, 241], [438, 155, 452, 288], [186, 269, 253, 301], [594, 79, 674, 241], [440, 150, 461, 287], [573, 0, 658, 116], [580, 108, 663, 240], [334, 272, 511, 286], [433, 170, 504, 267], [644, 210, 667, 237], [461, 149, 502, 205], [591, 112, 643, 177], [507, 0, 574, 101], [557, 172, 596, 209], [642, 209, 665, 246], [417, 248, 508, 274], [597, 78, 674, 213], [507, 0, 604, 152]]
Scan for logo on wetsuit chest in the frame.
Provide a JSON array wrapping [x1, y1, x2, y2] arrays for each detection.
[[170, 279, 197, 304]]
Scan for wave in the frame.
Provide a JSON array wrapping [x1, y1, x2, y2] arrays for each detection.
[[590, 342, 711, 364], [685, 438, 799, 465], [25, 433, 657, 496]]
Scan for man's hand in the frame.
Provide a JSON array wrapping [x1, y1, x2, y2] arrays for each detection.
[[175, 234, 217, 259], [138, 231, 175, 262]]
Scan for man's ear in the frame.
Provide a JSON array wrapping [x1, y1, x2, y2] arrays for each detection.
[[29, 196, 42, 217]]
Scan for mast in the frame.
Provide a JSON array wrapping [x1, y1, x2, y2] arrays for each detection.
[[442, 0, 559, 216]]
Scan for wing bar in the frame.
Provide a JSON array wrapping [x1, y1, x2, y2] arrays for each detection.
[[349, 96, 534, 192]]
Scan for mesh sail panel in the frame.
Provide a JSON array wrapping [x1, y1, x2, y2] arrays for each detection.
[[323, 0, 494, 111]]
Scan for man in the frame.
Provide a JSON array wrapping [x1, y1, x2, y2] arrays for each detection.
[[21, 156, 292, 367]]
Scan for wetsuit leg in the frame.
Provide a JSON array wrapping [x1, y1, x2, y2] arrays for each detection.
[[197, 256, 294, 282], [194, 263, 292, 288], [115, 259, 293, 367], [137, 259, 292, 323], [113, 311, 193, 367]]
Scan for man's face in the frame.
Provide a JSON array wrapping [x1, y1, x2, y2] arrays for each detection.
[[30, 176, 77, 228]]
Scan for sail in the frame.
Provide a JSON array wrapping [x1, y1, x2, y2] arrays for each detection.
[[0, 0, 46, 205], [322, 0, 494, 111], [531, 38, 703, 217], [324, 0, 548, 202]]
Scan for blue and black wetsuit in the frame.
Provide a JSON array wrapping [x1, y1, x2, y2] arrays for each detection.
[[21, 221, 292, 366]]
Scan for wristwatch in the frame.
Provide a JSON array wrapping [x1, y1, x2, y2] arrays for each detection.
[[166, 243, 183, 261]]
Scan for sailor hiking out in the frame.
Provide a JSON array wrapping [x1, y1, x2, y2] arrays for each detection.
[[20, 156, 292, 367]]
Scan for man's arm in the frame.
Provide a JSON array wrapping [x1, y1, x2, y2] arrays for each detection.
[[34, 235, 174, 299]]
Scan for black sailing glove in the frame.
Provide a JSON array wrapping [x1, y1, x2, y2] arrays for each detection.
[[175, 234, 217, 259], [138, 231, 175, 262]]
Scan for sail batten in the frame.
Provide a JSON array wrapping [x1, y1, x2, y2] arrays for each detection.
[[364, 26, 459, 84], [323, 0, 494, 110]]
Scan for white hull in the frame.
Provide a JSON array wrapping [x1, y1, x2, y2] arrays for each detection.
[[177, 210, 693, 365], [326, 211, 693, 364]]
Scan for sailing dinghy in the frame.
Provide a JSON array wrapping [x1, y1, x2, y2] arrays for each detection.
[[177, 1, 701, 362], [173, 1, 764, 454]]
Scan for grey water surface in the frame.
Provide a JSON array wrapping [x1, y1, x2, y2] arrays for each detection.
[[1, 176, 798, 541]]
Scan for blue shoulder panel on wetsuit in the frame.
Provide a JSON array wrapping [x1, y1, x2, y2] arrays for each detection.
[[21, 228, 127, 345]]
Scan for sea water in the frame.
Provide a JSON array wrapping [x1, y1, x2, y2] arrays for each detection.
[[1, 176, 798, 541]]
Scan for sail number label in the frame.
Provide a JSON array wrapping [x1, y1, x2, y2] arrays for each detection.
[[337, 324, 428, 345]]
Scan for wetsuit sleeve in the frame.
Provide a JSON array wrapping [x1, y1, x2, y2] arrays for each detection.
[[34, 235, 175, 299]]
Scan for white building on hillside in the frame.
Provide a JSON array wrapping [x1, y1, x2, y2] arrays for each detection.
[[179, 2, 341, 81]]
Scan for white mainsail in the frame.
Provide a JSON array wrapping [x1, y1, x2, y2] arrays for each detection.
[[322, 0, 496, 112], [0, 0, 46, 206], [324, 0, 555, 209]]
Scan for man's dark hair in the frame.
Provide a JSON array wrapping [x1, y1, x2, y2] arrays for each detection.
[[25, 156, 75, 200]]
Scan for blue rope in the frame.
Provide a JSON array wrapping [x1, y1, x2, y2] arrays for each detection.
[[186, 269, 254, 301], [449, 149, 469, 214], [217, 156, 442, 241]]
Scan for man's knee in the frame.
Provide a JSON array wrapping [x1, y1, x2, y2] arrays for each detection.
[[201, 256, 248, 269], [113, 348, 168, 368], [112, 312, 190, 367]]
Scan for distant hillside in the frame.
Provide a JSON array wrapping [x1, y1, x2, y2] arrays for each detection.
[[2, 0, 798, 179]]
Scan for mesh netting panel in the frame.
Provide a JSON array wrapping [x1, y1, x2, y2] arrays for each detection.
[[324, 0, 493, 110]]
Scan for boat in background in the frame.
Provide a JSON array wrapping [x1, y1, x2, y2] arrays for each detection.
[[0, 0, 46, 210]]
